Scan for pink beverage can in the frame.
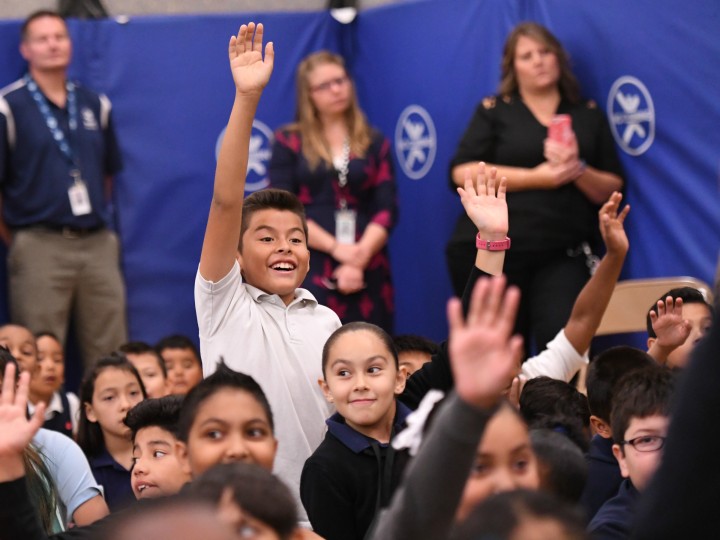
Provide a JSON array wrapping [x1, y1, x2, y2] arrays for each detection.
[[548, 114, 573, 145]]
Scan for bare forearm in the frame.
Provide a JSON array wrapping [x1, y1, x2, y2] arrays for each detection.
[[452, 163, 554, 192], [307, 219, 336, 254], [574, 167, 623, 205], [213, 92, 261, 206], [357, 223, 389, 267], [647, 342, 674, 366], [564, 251, 626, 354]]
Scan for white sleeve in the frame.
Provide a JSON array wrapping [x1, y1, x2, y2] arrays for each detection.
[[32, 429, 103, 522], [520, 329, 588, 382], [194, 260, 249, 338]]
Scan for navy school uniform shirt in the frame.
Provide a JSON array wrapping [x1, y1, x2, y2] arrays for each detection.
[[89, 448, 135, 513], [581, 434, 624, 521], [588, 478, 639, 539], [301, 401, 412, 540]]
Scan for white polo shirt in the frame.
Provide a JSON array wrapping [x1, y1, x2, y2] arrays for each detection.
[[195, 260, 341, 519]]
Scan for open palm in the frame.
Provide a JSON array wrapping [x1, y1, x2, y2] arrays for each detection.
[[0, 365, 44, 459], [458, 162, 508, 237], [229, 22, 274, 96]]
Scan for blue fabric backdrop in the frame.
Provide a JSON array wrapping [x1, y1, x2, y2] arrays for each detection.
[[1, 1, 718, 388]]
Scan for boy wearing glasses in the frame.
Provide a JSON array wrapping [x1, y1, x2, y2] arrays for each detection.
[[588, 366, 675, 538]]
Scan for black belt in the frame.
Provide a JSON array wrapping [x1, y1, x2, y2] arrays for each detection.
[[20, 224, 105, 238]]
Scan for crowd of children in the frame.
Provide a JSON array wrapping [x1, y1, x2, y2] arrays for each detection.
[[0, 15, 717, 540]]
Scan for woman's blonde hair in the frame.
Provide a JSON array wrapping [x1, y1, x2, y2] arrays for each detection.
[[290, 50, 371, 170], [498, 22, 580, 104]]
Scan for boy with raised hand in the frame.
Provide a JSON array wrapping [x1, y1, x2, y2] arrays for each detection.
[[194, 22, 340, 520], [646, 288, 713, 369]]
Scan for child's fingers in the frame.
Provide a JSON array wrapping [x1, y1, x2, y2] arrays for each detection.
[[486, 167, 496, 197], [463, 168, 476, 198], [1, 363, 16, 406], [649, 309, 658, 325], [264, 41, 275, 66], [673, 297, 683, 314], [467, 277, 491, 328], [497, 177, 508, 200], [616, 204, 630, 224], [447, 297, 463, 335], [498, 285, 521, 337], [29, 401, 46, 432], [14, 371, 31, 410], [244, 22, 255, 52], [228, 35, 238, 59], [253, 23, 264, 51], [476, 162, 487, 196]]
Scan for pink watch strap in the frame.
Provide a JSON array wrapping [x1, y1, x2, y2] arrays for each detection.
[[476, 234, 511, 251]]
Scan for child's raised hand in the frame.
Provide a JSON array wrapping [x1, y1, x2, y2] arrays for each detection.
[[228, 22, 274, 96], [0, 363, 45, 460], [457, 162, 508, 240], [650, 296, 691, 350], [447, 275, 523, 409], [599, 191, 630, 256]]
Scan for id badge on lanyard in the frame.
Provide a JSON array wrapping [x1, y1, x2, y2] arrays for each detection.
[[68, 170, 92, 216], [335, 208, 357, 244]]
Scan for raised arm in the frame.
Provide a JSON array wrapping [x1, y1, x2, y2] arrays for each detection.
[[457, 162, 509, 277], [198, 22, 274, 282], [563, 191, 629, 355], [370, 276, 522, 540]]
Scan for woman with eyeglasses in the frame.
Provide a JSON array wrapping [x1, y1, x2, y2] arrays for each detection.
[[269, 51, 397, 332]]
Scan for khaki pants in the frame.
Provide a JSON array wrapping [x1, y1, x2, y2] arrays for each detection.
[[8, 228, 127, 369]]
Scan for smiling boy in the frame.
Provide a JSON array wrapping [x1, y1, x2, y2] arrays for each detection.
[[194, 23, 340, 519]]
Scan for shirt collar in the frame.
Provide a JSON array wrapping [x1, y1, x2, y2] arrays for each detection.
[[245, 282, 318, 308], [326, 401, 412, 454], [27, 392, 64, 418], [90, 448, 128, 472]]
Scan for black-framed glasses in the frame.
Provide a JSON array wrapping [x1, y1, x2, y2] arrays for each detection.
[[310, 75, 349, 93], [621, 435, 666, 452]]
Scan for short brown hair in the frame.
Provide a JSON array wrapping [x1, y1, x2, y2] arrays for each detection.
[[498, 22, 580, 104], [21, 10, 66, 42], [239, 188, 308, 250]]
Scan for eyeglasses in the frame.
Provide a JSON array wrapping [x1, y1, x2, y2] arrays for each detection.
[[621, 435, 666, 452], [310, 75, 349, 93]]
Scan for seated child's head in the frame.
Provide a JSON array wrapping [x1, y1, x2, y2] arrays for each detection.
[[646, 287, 713, 369], [529, 429, 588, 504], [30, 332, 65, 403], [0, 323, 38, 376], [106, 498, 236, 540], [185, 462, 298, 540], [238, 188, 310, 306], [77, 354, 147, 457], [124, 395, 191, 499], [586, 346, 655, 439], [120, 341, 169, 399], [519, 376, 591, 452], [610, 366, 675, 491], [176, 362, 277, 478], [155, 335, 203, 395], [320, 322, 406, 442], [450, 489, 587, 540], [456, 402, 540, 523], [392, 334, 440, 377]]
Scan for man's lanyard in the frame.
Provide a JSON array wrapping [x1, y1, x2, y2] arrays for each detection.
[[24, 74, 80, 171]]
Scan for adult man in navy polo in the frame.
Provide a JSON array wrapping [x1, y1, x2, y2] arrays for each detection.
[[0, 10, 126, 368]]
